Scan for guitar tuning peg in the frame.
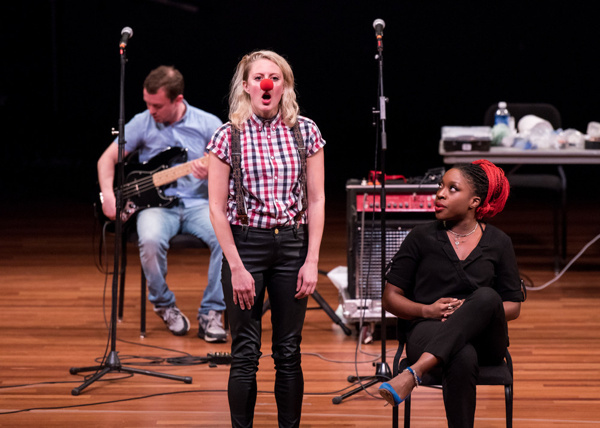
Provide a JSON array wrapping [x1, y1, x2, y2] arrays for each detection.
[[111, 128, 119, 136]]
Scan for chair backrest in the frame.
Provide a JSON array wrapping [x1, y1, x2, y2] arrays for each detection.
[[483, 103, 562, 129], [395, 318, 410, 347]]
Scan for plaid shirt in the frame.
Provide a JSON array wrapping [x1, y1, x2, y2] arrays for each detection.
[[207, 113, 326, 228]]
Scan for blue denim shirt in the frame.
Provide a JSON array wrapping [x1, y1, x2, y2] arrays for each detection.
[[114, 100, 222, 206]]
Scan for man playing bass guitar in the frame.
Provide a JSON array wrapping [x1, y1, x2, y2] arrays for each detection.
[[97, 65, 226, 342]]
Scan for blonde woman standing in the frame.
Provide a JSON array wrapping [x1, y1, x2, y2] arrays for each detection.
[[207, 50, 326, 428]]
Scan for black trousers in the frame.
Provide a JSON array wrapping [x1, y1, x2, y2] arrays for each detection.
[[405, 287, 509, 428], [222, 225, 308, 428]]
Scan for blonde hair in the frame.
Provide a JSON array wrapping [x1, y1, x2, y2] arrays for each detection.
[[229, 50, 299, 129]]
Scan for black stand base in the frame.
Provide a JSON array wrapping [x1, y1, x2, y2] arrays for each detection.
[[332, 361, 391, 404], [263, 289, 352, 336], [69, 350, 192, 396], [70, 40, 192, 397]]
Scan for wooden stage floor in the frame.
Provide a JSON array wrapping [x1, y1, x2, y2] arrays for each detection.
[[1, 195, 600, 427]]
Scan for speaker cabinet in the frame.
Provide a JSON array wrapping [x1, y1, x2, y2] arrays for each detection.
[[345, 180, 437, 301]]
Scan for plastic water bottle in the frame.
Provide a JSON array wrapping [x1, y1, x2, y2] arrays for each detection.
[[494, 101, 510, 126]]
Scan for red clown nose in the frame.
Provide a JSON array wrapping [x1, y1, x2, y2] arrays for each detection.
[[260, 79, 274, 91]]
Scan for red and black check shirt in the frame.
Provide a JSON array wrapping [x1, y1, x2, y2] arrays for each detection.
[[208, 113, 326, 228]]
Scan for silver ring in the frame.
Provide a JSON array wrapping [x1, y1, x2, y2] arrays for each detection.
[[448, 305, 453, 310]]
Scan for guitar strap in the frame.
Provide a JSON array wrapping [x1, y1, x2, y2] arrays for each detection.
[[229, 122, 308, 226]]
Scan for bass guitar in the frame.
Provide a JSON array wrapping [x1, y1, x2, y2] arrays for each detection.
[[99, 147, 201, 224]]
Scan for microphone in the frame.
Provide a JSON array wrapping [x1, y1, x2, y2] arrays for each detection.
[[119, 27, 133, 49], [373, 19, 385, 51], [373, 19, 385, 37], [260, 79, 274, 91]]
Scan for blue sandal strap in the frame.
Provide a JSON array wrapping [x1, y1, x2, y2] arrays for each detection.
[[379, 382, 404, 406]]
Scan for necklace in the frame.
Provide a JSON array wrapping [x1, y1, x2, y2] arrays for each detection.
[[444, 221, 479, 246]]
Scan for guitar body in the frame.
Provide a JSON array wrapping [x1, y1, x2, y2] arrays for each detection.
[[104, 147, 188, 224], [118, 146, 189, 223]]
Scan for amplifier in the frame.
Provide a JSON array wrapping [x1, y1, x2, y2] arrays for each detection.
[[356, 193, 436, 212], [343, 179, 437, 321]]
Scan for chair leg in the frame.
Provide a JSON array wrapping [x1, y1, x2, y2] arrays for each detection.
[[404, 394, 411, 428], [552, 198, 561, 274], [118, 235, 127, 322], [505, 384, 513, 428], [392, 405, 398, 428], [558, 165, 568, 265], [560, 191, 567, 263], [140, 267, 146, 338]]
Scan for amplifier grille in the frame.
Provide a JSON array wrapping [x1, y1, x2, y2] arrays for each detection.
[[352, 221, 414, 300]]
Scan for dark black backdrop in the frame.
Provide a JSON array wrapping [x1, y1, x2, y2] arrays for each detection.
[[4, 1, 599, 205]]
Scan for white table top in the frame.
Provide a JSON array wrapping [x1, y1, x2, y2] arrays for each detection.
[[439, 142, 600, 165]]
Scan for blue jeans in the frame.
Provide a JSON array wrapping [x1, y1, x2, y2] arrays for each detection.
[[135, 200, 224, 318]]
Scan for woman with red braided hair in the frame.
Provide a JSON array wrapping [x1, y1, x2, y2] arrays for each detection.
[[379, 160, 523, 428]]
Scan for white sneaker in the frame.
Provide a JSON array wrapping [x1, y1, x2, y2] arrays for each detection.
[[154, 305, 190, 336], [198, 310, 227, 343]]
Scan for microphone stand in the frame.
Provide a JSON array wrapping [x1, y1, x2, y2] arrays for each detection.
[[332, 28, 391, 404], [69, 38, 192, 395]]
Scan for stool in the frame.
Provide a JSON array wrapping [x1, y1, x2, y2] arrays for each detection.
[[117, 227, 208, 338]]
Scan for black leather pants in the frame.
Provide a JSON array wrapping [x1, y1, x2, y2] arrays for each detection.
[[222, 225, 308, 428]]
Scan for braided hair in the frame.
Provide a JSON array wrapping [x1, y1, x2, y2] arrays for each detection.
[[454, 159, 510, 220]]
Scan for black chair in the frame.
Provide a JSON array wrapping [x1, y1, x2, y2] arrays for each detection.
[[391, 322, 513, 428], [484, 102, 567, 273], [117, 223, 209, 338], [391, 284, 526, 428]]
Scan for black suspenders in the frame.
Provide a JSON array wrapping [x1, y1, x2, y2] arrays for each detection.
[[230, 122, 307, 226]]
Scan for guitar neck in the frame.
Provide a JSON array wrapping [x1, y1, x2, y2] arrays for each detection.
[[153, 162, 193, 187]]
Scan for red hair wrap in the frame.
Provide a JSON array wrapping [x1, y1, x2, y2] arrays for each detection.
[[472, 159, 510, 220]]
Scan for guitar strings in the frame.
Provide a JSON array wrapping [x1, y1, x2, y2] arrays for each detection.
[[121, 176, 158, 198], [120, 165, 188, 199]]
